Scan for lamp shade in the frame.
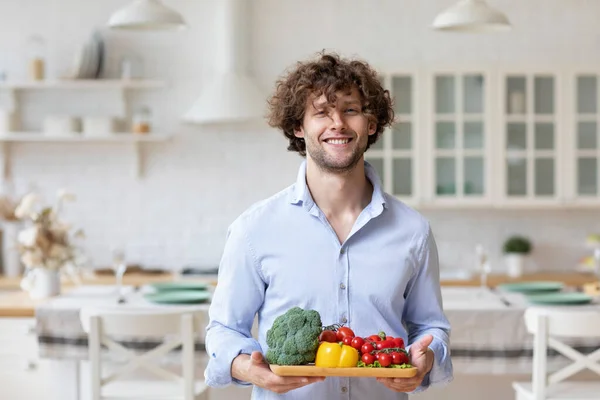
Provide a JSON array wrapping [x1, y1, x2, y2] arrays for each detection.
[[432, 0, 511, 32], [108, 0, 186, 30]]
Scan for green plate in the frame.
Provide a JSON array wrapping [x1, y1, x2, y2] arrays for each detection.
[[527, 292, 593, 305], [144, 291, 211, 304], [497, 281, 564, 294], [149, 282, 209, 292]]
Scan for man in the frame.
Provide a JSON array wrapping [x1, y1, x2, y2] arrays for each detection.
[[204, 52, 452, 399]]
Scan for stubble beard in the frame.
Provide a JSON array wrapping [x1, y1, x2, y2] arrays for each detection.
[[306, 136, 367, 174]]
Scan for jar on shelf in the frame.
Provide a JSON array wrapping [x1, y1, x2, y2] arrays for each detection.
[[27, 35, 46, 81], [132, 106, 151, 134]]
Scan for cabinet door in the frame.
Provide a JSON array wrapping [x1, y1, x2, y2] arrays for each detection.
[[426, 71, 493, 205], [499, 72, 563, 205], [568, 72, 600, 205], [366, 72, 421, 206]]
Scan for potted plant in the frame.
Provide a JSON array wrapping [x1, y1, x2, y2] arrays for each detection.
[[502, 235, 532, 278]]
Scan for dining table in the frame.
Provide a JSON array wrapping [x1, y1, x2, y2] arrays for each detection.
[[30, 283, 600, 376]]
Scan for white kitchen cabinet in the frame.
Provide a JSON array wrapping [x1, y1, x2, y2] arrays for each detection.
[[0, 317, 63, 400], [497, 70, 564, 206], [565, 71, 600, 206], [424, 69, 494, 207], [366, 71, 422, 207]]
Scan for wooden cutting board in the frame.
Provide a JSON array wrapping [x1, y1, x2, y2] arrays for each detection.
[[270, 364, 417, 378]]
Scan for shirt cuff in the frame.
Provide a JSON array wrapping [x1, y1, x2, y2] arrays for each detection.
[[409, 336, 453, 394], [204, 341, 263, 388]]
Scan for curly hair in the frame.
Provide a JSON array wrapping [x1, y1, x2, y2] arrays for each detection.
[[267, 52, 394, 156]]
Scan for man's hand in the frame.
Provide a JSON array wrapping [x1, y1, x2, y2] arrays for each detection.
[[376, 334, 435, 393], [231, 351, 325, 394]]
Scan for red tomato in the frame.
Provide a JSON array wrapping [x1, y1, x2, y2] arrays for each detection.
[[368, 334, 382, 342], [336, 327, 355, 341], [361, 342, 374, 354], [394, 352, 410, 365], [361, 353, 375, 365], [378, 353, 392, 367], [342, 336, 353, 346], [375, 352, 380, 360], [318, 330, 337, 343], [386, 336, 394, 341], [393, 337, 405, 349], [350, 336, 364, 351], [376, 339, 394, 350]]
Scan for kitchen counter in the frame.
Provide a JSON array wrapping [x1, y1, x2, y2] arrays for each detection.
[[0, 272, 596, 318]]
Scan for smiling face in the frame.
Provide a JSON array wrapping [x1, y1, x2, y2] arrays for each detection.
[[294, 87, 376, 173]]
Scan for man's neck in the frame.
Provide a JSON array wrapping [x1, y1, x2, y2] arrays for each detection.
[[305, 158, 373, 218]]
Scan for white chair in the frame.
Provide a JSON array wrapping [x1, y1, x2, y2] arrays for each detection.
[[513, 307, 600, 400], [80, 308, 209, 400]]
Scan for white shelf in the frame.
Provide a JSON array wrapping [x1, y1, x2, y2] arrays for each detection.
[[0, 132, 172, 142], [0, 79, 166, 90], [0, 132, 172, 179]]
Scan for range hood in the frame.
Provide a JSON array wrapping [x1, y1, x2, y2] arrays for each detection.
[[184, 0, 265, 125]]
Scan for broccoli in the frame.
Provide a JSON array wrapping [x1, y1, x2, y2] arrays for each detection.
[[265, 307, 322, 365]]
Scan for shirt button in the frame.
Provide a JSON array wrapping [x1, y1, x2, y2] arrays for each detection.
[[340, 283, 346, 290], [341, 316, 348, 324], [340, 248, 345, 254], [341, 386, 348, 393]]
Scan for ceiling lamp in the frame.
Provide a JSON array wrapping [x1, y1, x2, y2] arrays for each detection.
[[108, 0, 186, 31], [432, 0, 511, 32]]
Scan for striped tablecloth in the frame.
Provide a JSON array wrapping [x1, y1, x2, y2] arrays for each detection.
[[34, 285, 600, 374]]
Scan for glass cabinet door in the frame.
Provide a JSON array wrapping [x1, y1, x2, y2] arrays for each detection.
[[431, 72, 489, 202], [572, 74, 600, 201], [366, 73, 419, 204], [502, 73, 560, 202]]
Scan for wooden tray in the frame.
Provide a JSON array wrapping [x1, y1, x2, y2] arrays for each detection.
[[270, 364, 417, 378]]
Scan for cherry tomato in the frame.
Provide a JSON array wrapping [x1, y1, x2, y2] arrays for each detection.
[[368, 334, 382, 342], [393, 351, 410, 365], [378, 353, 392, 367], [375, 352, 380, 360], [376, 339, 394, 350], [361, 342, 374, 354], [336, 327, 355, 342], [350, 336, 364, 351], [342, 336, 353, 346], [361, 353, 375, 365], [392, 337, 405, 349], [386, 336, 394, 341], [318, 330, 338, 343]]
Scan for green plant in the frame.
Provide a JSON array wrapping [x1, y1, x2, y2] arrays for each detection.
[[503, 236, 532, 254], [265, 307, 322, 365]]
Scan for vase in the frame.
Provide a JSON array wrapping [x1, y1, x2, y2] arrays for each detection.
[[27, 268, 61, 299], [505, 253, 526, 278], [1, 221, 23, 277]]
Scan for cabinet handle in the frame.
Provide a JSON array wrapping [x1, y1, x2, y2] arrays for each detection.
[[26, 324, 36, 335], [24, 360, 37, 371]]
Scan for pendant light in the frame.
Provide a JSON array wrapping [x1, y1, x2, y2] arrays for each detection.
[[432, 0, 511, 32], [108, 0, 186, 31]]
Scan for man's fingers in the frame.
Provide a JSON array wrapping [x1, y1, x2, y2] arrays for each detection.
[[250, 351, 265, 364], [410, 334, 434, 355]]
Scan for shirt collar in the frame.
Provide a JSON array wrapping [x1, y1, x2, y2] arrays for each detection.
[[288, 159, 387, 213]]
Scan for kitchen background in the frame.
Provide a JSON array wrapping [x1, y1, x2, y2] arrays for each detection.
[[0, 0, 599, 277]]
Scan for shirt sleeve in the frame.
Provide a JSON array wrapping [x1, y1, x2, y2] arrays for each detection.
[[204, 219, 266, 388], [403, 225, 453, 393]]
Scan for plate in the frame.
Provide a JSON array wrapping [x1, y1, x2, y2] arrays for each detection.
[[527, 292, 593, 305], [269, 364, 417, 378], [144, 291, 211, 304], [497, 281, 564, 294], [149, 282, 209, 292]]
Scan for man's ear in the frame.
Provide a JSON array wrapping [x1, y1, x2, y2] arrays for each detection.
[[368, 120, 377, 136], [294, 126, 304, 139]]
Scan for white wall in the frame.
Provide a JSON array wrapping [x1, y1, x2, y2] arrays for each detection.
[[0, 0, 599, 273]]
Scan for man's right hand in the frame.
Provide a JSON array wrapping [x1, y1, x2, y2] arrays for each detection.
[[231, 351, 325, 394]]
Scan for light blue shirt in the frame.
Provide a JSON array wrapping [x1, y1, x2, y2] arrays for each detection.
[[205, 160, 453, 399]]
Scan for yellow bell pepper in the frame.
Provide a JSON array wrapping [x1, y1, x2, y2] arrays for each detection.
[[314, 342, 359, 368]]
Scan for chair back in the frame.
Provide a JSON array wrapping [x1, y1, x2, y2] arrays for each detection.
[[523, 307, 600, 400], [80, 308, 204, 400]]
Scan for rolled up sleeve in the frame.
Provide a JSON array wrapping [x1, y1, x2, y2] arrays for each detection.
[[204, 219, 266, 388], [403, 226, 453, 393]]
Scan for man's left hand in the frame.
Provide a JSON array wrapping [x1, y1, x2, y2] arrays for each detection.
[[376, 334, 434, 393]]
